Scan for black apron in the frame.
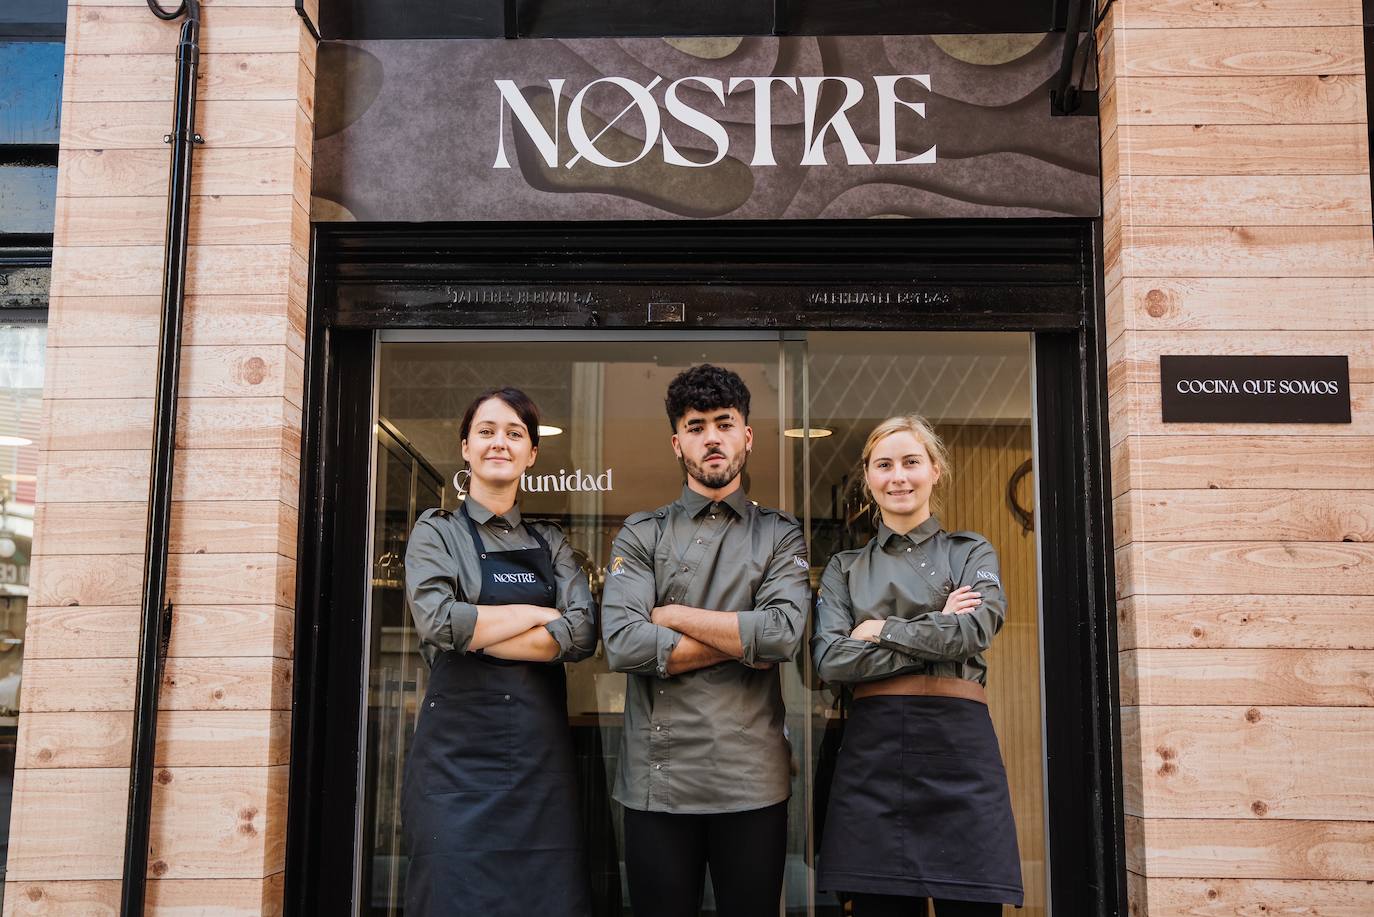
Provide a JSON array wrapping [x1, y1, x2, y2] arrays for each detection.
[[402, 505, 591, 917], [816, 695, 1023, 906]]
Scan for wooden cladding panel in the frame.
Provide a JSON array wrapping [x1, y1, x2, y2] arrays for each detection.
[[4, 766, 286, 882], [1108, 383, 1374, 442], [37, 448, 300, 507], [58, 195, 294, 246], [1113, 488, 1374, 544], [42, 397, 302, 453], [29, 552, 295, 609], [1114, 540, 1374, 599], [1115, 0, 1364, 29], [23, 604, 295, 660], [1118, 594, 1374, 651], [45, 344, 301, 402], [1118, 226, 1374, 278], [49, 245, 292, 298], [57, 148, 296, 198], [60, 99, 298, 150], [1108, 328, 1374, 390], [20, 656, 292, 713], [1120, 648, 1374, 706], [1111, 435, 1374, 494], [47, 294, 298, 350], [1126, 815, 1374, 879], [2, 874, 285, 917], [1114, 26, 1365, 76], [34, 500, 297, 557], [1119, 174, 1372, 226], [1117, 123, 1369, 175], [68, 7, 301, 57], [1123, 705, 1374, 819], [1130, 876, 1374, 916], [65, 52, 302, 103], [1115, 74, 1366, 126], [16, 710, 291, 770], [1115, 277, 1374, 333]]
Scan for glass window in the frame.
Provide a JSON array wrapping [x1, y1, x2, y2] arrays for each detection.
[[361, 331, 1047, 916]]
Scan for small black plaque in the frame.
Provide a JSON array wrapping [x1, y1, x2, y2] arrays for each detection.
[[1160, 355, 1351, 423]]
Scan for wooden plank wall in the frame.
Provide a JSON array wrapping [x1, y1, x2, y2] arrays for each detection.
[[4, 1, 315, 913], [1098, 1, 1374, 914]]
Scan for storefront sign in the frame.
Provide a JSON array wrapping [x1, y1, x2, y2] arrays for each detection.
[[522, 468, 614, 492], [312, 35, 1100, 221], [1160, 356, 1352, 423]]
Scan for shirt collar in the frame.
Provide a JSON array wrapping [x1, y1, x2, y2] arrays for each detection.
[[464, 495, 522, 529], [678, 483, 751, 519], [876, 514, 941, 549]]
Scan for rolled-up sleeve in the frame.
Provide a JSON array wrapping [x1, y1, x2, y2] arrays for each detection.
[[811, 555, 926, 684], [601, 523, 680, 678], [877, 540, 1007, 662], [544, 527, 598, 663], [404, 519, 479, 656], [737, 519, 810, 667]]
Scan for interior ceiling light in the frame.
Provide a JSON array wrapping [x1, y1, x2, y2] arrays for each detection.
[[538, 425, 564, 437], [0, 436, 32, 447], [783, 427, 833, 439]]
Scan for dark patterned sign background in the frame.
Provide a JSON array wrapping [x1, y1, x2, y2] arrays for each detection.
[[312, 35, 1101, 221]]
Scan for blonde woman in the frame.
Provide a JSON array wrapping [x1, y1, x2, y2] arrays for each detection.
[[811, 415, 1022, 916]]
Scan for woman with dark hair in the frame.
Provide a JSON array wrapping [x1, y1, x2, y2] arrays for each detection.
[[811, 414, 1022, 916], [401, 387, 597, 917]]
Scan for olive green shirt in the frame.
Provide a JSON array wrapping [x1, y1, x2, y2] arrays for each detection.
[[811, 516, 1006, 686], [404, 497, 598, 667], [601, 485, 811, 814]]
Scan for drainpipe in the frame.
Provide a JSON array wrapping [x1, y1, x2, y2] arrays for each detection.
[[120, 2, 201, 913]]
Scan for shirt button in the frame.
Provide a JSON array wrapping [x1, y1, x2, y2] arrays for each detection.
[[696, 538, 703, 544], [503, 694, 511, 701], [906, 547, 912, 552], [653, 764, 662, 770], [655, 725, 662, 731], [658, 689, 665, 695], [681, 565, 689, 572]]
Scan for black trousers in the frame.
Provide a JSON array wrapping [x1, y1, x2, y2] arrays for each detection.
[[623, 801, 788, 917], [850, 894, 1003, 916]]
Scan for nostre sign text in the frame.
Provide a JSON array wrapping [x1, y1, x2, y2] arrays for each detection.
[[312, 36, 1101, 221]]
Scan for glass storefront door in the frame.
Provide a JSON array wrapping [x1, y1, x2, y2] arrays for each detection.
[[356, 331, 1046, 916]]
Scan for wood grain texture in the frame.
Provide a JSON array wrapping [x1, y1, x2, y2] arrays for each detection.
[[1107, 328, 1373, 390], [68, 7, 301, 57], [1116, 0, 1364, 29], [1116, 26, 1366, 76], [64, 52, 301, 103], [1123, 705, 1374, 819], [57, 148, 295, 198], [1111, 435, 1374, 494], [1117, 123, 1370, 175], [42, 397, 302, 453], [60, 99, 298, 150], [29, 551, 292, 608], [48, 294, 294, 349], [38, 447, 299, 506], [1114, 540, 1374, 599], [3, 874, 285, 917], [1117, 593, 1374, 651], [20, 656, 291, 713], [1119, 175, 1373, 226], [14, 710, 289, 769], [147, 765, 288, 879], [1117, 278, 1374, 332], [22, 604, 293, 660], [1126, 815, 1374, 879], [46, 344, 298, 401], [5, 768, 127, 881], [1108, 383, 1374, 442], [34, 500, 296, 556], [1119, 226, 1374, 278], [58, 194, 293, 246], [49, 245, 291, 298], [1120, 648, 1374, 706], [1130, 876, 1374, 916], [1116, 75, 1366, 125], [1114, 488, 1374, 544]]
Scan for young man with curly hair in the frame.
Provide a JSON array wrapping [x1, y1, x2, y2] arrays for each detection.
[[601, 363, 811, 917]]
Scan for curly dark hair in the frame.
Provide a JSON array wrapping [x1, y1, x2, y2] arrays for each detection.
[[664, 364, 751, 431]]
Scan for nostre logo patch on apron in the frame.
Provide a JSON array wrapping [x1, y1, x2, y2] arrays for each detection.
[[492, 572, 539, 584]]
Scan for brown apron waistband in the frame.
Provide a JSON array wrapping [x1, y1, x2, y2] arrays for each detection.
[[852, 674, 988, 705]]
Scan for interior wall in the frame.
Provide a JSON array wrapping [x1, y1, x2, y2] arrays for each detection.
[[1098, 2, 1374, 913]]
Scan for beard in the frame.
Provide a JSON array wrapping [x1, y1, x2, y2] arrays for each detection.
[[683, 448, 747, 489]]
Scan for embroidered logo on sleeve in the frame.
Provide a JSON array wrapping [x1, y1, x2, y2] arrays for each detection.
[[609, 556, 627, 577], [792, 555, 810, 570], [975, 569, 1001, 586]]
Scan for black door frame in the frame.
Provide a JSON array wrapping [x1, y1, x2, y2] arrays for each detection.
[[284, 219, 1126, 916]]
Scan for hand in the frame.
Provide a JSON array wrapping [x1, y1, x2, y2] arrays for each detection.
[[941, 586, 982, 615], [650, 604, 680, 627], [850, 618, 885, 643]]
